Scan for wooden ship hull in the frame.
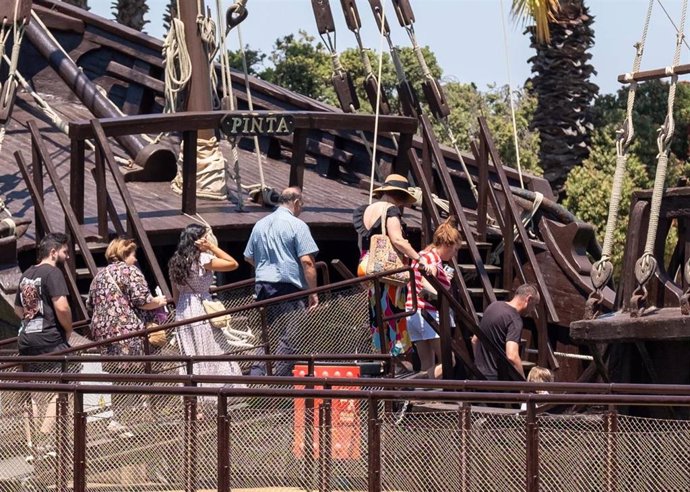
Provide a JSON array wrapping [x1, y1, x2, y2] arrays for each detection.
[[0, 0, 614, 382]]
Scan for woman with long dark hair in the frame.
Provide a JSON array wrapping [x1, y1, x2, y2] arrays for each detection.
[[169, 224, 241, 384]]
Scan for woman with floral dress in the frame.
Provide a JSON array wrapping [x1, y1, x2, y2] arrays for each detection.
[[87, 238, 167, 435], [168, 224, 242, 388]]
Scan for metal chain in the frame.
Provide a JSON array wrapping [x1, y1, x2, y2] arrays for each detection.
[[631, 0, 687, 317], [585, 0, 655, 319]]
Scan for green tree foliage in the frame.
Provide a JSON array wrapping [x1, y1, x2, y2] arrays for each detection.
[[226, 46, 266, 77], [431, 82, 541, 176], [482, 84, 541, 176], [563, 125, 651, 275], [259, 31, 335, 103], [232, 34, 537, 176], [592, 80, 690, 172]]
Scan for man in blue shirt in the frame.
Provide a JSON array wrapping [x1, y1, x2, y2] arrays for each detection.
[[244, 187, 319, 375]]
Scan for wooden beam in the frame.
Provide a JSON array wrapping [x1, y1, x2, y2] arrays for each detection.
[[106, 60, 165, 94], [69, 111, 418, 140], [182, 130, 197, 215], [570, 307, 690, 342], [617, 63, 690, 84], [289, 128, 308, 189]]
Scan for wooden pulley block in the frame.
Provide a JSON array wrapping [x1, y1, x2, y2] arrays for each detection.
[[339, 0, 361, 32], [398, 80, 420, 119], [332, 71, 359, 112], [367, 0, 390, 36], [422, 79, 450, 119], [0, 79, 18, 124], [0, 0, 31, 24], [131, 143, 178, 181], [392, 0, 415, 27], [225, 3, 248, 33], [311, 0, 336, 35], [363, 75, 391, 115]]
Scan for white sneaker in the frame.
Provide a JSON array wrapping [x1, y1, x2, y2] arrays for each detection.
[[107, 420, 134, 438]]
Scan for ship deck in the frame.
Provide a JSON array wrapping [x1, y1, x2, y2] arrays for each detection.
[[1, 93, 421, 252]]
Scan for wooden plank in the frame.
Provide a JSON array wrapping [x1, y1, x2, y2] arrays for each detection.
[[570, 308, 690, 342], [28, 121, 99, 278], [70, 138, 86, 224], [289, 128, 308, 190], [181, 130, 198, 215], [420, 114, 497, 305], [106, 60, 164, 95], [478, 117, 559, 323]]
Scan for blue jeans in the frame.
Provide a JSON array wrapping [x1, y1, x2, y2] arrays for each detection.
[[251, 282, 305, 376]]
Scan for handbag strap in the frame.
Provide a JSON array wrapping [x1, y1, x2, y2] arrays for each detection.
[[104, 265, 125, 299], [379, 203, 395, 237]]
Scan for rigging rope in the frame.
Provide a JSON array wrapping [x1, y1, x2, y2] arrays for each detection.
[[0, 3, 26, 153], [216, 0, 245, 210], [315, 17, 378, 177], [368, 0, 387, 205], [585, 0, 654, 319], [631, 0, 687, 316], [499, 0, 524, 189], [392, 1, 479, 200]]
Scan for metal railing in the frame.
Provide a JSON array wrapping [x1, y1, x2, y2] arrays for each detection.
[[2, 365, 690, 492]]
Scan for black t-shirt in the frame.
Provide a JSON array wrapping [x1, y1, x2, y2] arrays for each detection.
[[474, 301, 523, 380], [14, 263, 70, 352]]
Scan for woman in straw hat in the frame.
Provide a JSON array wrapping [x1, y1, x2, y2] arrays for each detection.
[[353, 174, 430, 355]]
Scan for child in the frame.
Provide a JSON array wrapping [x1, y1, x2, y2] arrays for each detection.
[[521, 366, 554, 410]]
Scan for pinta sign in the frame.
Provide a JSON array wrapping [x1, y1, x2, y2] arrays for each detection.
[[221, 113, 295, 137]]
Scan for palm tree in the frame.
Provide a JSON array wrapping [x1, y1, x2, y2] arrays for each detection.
[[111, 0, 149, 31], [163, 0, 178, 32], [514, 0, 599, 193], [62, 0, 89, 9]]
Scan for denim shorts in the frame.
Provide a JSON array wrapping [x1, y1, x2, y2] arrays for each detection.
[[406, 310, 440, 342]]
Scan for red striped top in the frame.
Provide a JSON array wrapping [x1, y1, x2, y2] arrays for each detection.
[[406, 249, 451, 312]]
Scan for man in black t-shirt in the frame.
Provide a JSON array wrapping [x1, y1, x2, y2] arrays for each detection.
[[14, 233, 73, 459], [15, 233, 73, 364], [472, 284, 540, 381]]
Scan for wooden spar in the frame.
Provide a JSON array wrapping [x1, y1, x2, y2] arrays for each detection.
[[617, 63, 690, 84], [23, 18, 176, 179], [178, 0, 215, 142]]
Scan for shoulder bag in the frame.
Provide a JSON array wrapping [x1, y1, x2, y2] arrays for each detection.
[[364, 205, 410, 287]]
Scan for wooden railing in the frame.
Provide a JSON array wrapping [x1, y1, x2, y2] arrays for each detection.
[[472, 117, 558, 369], [68, 110, 417, 217]]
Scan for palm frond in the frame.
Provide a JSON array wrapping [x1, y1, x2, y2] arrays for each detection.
[[511, 0, 561, 43]]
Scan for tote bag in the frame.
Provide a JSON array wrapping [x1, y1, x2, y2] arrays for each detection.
[[364, 205, 410, 287]]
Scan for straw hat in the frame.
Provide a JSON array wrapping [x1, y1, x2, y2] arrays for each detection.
[[372, 174, 417, 205]]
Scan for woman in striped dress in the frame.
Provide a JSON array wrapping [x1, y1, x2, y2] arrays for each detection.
[[406, 217, 461, 378]]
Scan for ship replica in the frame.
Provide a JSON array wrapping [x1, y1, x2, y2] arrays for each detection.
[[0, 0, 687, 490]]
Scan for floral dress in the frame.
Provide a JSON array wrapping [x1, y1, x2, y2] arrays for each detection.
[[174, 252, 242, 386], [87, 261, 154, 356]]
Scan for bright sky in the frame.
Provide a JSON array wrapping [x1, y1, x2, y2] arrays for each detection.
[[92, 0, 690, 95]]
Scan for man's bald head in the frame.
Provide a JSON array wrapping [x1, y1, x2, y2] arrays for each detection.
[[278, 187, 304, 216]]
